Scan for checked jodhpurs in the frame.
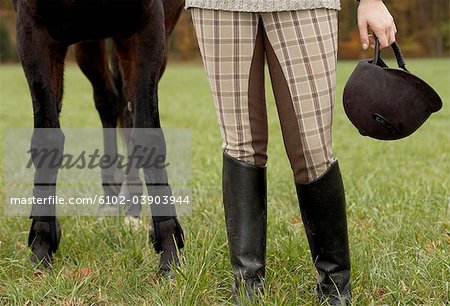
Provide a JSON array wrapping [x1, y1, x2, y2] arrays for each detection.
[[191, 8, 339, 183]]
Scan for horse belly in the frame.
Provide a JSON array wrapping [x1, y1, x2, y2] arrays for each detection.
[[33, 0, 154, 43]]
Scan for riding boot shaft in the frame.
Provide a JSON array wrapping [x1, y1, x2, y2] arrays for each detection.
[[222, 152, 267, 301], [296, 162, 351, 305]]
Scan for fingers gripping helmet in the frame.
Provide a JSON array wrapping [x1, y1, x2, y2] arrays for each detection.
[[343, 39, 442, 140]]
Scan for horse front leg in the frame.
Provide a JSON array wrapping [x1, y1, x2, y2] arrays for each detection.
[[114, 2, 184, 276], [74, 41, 124, 214], [16, 12, 67, 268]]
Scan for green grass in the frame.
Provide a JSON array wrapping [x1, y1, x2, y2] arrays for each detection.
[[0, 58, 449, 305]]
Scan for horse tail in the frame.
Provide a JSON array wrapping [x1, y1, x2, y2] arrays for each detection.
[[160, 0, 185, 78], [111, 49, 122, 104], [113, 0, 185, 128], [109, 46, 126, 130], [109, 44, 132, 154]]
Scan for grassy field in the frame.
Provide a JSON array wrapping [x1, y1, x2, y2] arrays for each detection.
[[0, 59, 449, 305]]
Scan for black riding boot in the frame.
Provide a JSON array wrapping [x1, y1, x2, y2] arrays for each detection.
[[223, 152, 267, 303], [296, 162, 351, 305]]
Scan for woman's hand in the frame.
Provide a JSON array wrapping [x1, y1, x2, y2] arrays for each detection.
[[357, 0, 397, 49]]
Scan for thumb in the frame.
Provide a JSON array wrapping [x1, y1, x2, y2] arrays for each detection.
[[358, 21, 369, 50]]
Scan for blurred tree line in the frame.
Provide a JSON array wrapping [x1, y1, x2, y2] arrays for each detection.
[[0, 0, 449, 62]]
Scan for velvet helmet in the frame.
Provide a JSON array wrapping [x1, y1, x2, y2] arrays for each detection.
[[343, 38, 442, 140]]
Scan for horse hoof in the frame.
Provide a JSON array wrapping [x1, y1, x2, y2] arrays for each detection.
[[159, 266, 176, 280], [124, 216, 143, 230], [155, 219, 184, 278], [158, 249, 184, 281], [29, 221, 59, 269], [30, 250, 52, 270], [148, 222, 155, 244], [97, 203, 120, 216]]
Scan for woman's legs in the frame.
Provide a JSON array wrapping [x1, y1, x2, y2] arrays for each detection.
[[262, 9, 351, 304], [262, 9, 338, 184], [191, 9, 268, 301], [191, 8, 268, 165], [192, 7, 351, 304]]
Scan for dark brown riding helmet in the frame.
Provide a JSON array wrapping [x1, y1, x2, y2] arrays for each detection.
[[343, 38, 442, 140]]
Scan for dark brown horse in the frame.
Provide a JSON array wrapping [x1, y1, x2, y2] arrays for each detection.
[[13, 0, 185, 275]]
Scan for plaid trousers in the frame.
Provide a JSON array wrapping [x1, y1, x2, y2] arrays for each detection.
[[191, 8, 338, 183]]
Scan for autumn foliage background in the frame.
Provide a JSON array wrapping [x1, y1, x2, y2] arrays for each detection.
[[0, 0, 449, 62]]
